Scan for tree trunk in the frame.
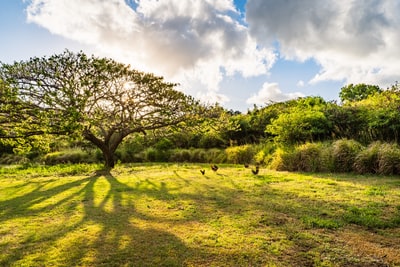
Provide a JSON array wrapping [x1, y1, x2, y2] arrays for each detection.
[[83, 128, 126, 170], [102, 147, 115, 169]]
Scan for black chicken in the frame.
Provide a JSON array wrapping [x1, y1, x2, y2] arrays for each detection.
[[211, 164, 218, 172], [252, 165, 259, 175], [200, 169, 205, 175]]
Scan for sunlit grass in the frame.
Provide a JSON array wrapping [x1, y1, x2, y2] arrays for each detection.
[[0, 163, 399, 266]]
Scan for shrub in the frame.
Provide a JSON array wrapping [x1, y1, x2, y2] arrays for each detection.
[[155, 138, 174, 150], [269, 147, 297, 171], [190, 149, 207, 163], [198, 132, 225, 148], [269, 143, 326, 172], [253, 142, 276, 166], [43, 149, 96, 165], [377, 143, 400, 175], [296, 142, 324, 172], [225, 145, 255, 164], [169, 149, 192, 162], [331, 139, 364, 173], [142, 147, 171, 162], [206, 148, 227, 164], [354, 142, 381, 174], [0, 153, 29, 165]]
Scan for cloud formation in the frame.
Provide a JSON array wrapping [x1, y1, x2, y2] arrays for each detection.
[[24, 0, 400, 109], [246, 82, 304, 105], [246, 0, 400, 87], [25, 0, 276, 105]]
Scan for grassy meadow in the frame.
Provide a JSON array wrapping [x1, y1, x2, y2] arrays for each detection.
[[0, 163, 399, 266]]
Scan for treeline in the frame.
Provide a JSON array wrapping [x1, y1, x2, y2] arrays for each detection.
[[2, 83, 400, 174]]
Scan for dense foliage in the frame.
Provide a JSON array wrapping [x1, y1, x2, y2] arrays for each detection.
[[0, 51, 205, 168], [1, 50, 400, 174]]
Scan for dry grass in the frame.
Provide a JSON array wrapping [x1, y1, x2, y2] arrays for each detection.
[[0, 163, 399, 266]]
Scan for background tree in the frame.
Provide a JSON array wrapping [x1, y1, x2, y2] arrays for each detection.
[[0, 50, 204, 169], [265, 97, 332, 145], [339, 83, 382, 103]]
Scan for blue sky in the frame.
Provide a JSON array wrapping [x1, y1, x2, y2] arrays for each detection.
[[1, 0, 399, 112]]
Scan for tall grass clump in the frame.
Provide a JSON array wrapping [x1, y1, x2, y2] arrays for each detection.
[[331, 139, 364, 173], [253, 142, 276, 166], [377, 143, 400, 175], [169, 149, 193, 162], [269, 143, 326, 172], [354, 142, 381, 174], [295, 142, 325, 172], [42, 148, 98, 165], [0, 154, 29, 165], [169, 148, 208, 163], [269, 147, 297, 171], [225, 145, 255, 164], [204, 148, 227, 163], [141, 147, 169, 162]]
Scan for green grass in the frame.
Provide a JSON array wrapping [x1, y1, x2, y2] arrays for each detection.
[[0, 163, 400, 266]]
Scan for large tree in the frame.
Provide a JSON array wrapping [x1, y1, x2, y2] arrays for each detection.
[[0, 50, 204, 168]]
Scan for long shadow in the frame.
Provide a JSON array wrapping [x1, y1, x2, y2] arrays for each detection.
[[1, 168, 399, 266], [0, 177, 92, 222], [64, 173, 190, 266], [0, 172, 192, 266]]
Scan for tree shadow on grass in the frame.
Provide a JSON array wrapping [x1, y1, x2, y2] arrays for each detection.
[[75, 173, 190, 266], [1, 168, 399, 266], [0, 172, 191, 266]]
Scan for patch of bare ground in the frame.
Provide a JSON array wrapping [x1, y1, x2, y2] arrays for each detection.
[[336, 226, 400, 266]]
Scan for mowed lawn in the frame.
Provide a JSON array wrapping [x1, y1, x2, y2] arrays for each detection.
[[0, 164, 399, 266]]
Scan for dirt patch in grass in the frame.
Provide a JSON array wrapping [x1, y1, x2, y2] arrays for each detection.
[[337, 226, 400, 266]]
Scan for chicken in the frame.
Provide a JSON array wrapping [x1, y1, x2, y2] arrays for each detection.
[[252, 165, 259, 175], [211, 164, 218, 172]]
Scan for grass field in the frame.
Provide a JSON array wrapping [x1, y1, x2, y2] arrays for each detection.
[[0, 163, 399, 266]]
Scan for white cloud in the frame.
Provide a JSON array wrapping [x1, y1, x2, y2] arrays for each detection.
[[297, 80, 305, 87], [246, 0, 400, 87], [246, 82, 304, 105], [25, 0, 276, 105]]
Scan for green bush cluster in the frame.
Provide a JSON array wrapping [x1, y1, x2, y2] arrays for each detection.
[[43, 149, 97, 165], [0, 153, 29, 165], [269, 139, 400, 175], [37, 137, 400, 175], [225, 145, 255, 164], [269, 143, 328, 172]]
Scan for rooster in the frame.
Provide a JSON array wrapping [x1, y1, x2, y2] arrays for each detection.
[[252, 165, 259, 175], [211, 164, 218, 172]]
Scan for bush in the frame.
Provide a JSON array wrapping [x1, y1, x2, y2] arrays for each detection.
[[169, 149, 192, 162], [225, 145, 255, 164], [269, 147, 297, 171], [190, 149, 207, 163], [141, 147, 171, 162], [331, 139, 364, 173], [354, 142, 381, 174], [269, 143, 326, 172], [205, 148, 227, 163], [253, 142, 276, 166], [0, 153, 29, 165], [198, 132, 225, 148], [377, 143, 400, 175], [296, 142, 324, 172], [43, 149, 96, 165]]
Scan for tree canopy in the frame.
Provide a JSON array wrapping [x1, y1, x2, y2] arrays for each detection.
[[339, 83, 382, 103], [0, 50, 205, 168]]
